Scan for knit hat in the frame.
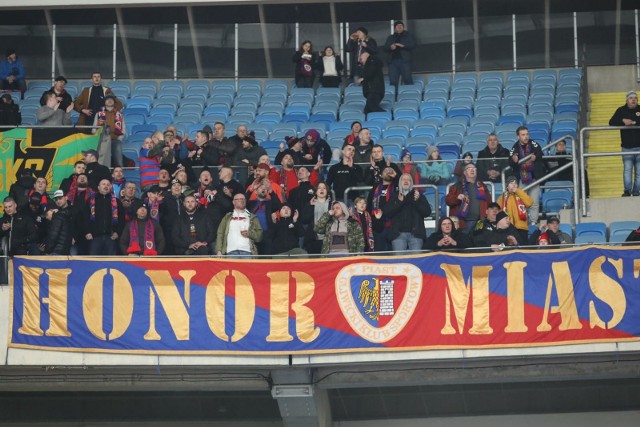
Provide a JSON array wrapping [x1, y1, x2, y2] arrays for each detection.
[[5, 48, 16, 57], [256, 163, 270, 171], [462, 151, 473, 160], [29, 192, 42, 205], [351, 121, 362, 130], [305, 129, 320, 142], [243, 131, 257, 146], [506, 175, 518, 185], [626, 91, 637, 99], [538, 232, 550, 244], [496, 211, 509, 224], [171, 178, 181, 185], [487, 202, 500, 209], [104, 94, 116, 102], [355, 27, 368, 35], [401, 147, 410, 160], [286, 136, 300, 148], [426, 145, 438, 157]]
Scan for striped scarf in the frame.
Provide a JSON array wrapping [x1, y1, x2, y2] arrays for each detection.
[[518, 143, 535, 184], [372, 182, 394, 227], [127, 219, 157, 255], [353, 210, 375, 252], [89, 192, 119, 224], [458, 181, 487, 220]]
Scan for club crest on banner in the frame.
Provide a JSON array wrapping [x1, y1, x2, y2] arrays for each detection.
[[336, 263, 423, 343]]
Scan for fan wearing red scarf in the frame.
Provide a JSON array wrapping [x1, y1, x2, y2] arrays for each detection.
[[81, 179, 124, 255], [119, 204, 165, 256]]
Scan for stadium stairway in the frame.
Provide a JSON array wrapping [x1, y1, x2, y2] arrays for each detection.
[[587, 92, 626, 198]]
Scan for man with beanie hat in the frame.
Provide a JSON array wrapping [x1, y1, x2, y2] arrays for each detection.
[[0, 49, 26, 94], [345, 26, 378, 81], [42, 75, 73, 112], [610, 91, 640, 196], [484, 210, 523, 250], [384, 20, 417, 91], [497, 175, 533, 243], [446, 162, 489, 233]]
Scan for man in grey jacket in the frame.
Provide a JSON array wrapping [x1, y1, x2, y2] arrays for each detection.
[[37, 92, 74, 126]]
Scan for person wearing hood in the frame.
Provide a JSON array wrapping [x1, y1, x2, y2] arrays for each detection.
[[302, 129, 332, 166], [314, 200, 364, 254], [424, 216, 472, 251], [119, 203, 165, 256], [420, 145, 450, 185], [8, 168, 36, 213], [383, 173, 432, 251]]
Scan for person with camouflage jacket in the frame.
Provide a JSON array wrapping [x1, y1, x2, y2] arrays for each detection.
[[314, 201, 364, 255]]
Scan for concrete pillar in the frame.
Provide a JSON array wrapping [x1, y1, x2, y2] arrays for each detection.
[[270, 369, 332, 427]]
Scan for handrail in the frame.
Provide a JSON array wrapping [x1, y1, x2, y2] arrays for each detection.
[[579, 125, 640, 218], [499, 134, 577, 223]]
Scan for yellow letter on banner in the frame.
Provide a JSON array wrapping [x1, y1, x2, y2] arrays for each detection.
[[440, 264, 493, 335], [589, 256, 626, 329], [205, 270, 255, 342], [503, 261, 528, 333], [266, 271, 320, 343], [83, 269, 134, 340], [17, 267, 71, 337], [537, 261, 582, 332], [143, 270, 195, 341]]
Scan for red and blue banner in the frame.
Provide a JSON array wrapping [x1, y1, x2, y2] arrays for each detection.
[[8, 246, 640, 354]]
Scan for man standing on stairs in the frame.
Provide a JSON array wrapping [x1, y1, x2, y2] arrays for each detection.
[[610, 91, 640, 196]]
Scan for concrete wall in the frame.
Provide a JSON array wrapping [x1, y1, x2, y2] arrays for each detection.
[[587, 64, 639, 94]]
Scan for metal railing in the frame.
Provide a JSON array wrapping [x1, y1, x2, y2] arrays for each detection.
[[579, 125, 640, 217]]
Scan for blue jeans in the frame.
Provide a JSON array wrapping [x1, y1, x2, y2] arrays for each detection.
[[622, 147, 640, 193], [388, 59, 413, 90], [391, 232, 423, 252], [226, 250, 252, 258], [89, 235, 117, 255]]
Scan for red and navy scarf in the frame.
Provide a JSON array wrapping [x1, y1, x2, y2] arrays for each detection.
[[96, 109, 124, 135], [28, 189, 48, 213], [68, 185, 95, 205], [89, 192, 119, 224], [501, 192, 528, 221], [372, 182, 394, 227], [458, 181, 488, 220], [127, 219, 157, 255], [353, 210, 375, 252], [518, 143, 535, 184]]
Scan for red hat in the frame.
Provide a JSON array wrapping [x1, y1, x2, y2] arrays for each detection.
[[538, 232, 549, 244], [256, 163, 270, 171]]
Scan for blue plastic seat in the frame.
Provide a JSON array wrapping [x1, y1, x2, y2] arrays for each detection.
[[609, 221, 640, 243], [574, 222, 607, 244], [185, 80, 211, 97]]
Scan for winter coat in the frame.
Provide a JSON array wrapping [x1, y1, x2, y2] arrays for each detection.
[[45, 206, 73, 255]]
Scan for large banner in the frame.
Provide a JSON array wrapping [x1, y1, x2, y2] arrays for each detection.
[[8, 247, 640, 355], [0, 127, 101, 205]]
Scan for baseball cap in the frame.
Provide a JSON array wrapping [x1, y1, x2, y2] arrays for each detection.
[[53, 189, 65, 199]]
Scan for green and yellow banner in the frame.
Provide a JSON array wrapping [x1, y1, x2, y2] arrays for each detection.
[[0, 127, 101, 201]]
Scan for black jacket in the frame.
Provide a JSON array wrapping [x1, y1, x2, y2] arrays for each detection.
[[609, 104, 640, 149], [45, 206, 73, 255], [0, 212, 37, 255], [483, 224, 524, 247], [86, 162, 112, 190], [302, 139, 332, 166], [477, 144, 510, 183], [383, 30, 416, 62], [8, 175, 35, 213], [0, 101, 21, 127], [344, 37, 378, 78], [361, 55, 385, 98], [326, 162, 363, 201], [119, 218, 166, 255], [424, 229, 472, 251], [270, 217, 304, 254], [508, 141, 547, 183], [383, 190, 432, 241], [172, 209, 215, 255], [82, 193, 124, 237]]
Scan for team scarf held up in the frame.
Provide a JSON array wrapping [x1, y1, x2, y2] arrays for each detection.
[[372, 182, 394, 227], [67, 178, 95, 205], [501, 192, 528, 221], [458, 180, 488, 220], [518, 143, 536, 184], [95, 109, 124, 136], [28, 189, 48, 213], [126, 219, 157, 255], [353, 210, 375, 252], [89, 192, 119, 225]]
